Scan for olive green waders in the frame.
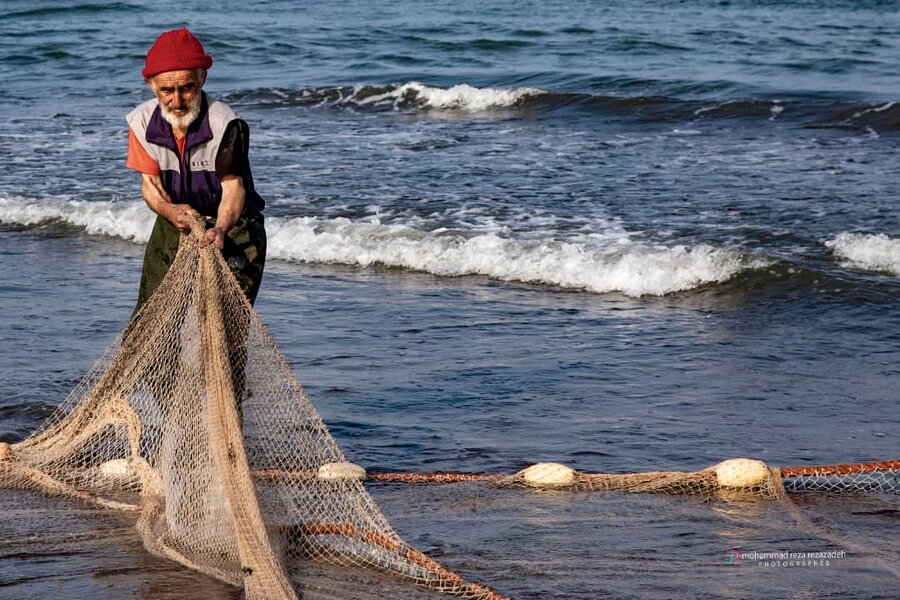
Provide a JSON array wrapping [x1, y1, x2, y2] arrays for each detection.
[[135, 213, 266, 314]]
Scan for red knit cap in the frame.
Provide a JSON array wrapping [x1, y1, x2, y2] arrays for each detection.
[[142, 28, 213, 79]]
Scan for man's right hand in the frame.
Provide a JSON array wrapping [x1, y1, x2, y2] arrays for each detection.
[[165, 203, 199, 232]]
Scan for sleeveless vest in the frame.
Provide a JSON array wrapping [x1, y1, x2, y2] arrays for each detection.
[[126, 94, 264, 217]]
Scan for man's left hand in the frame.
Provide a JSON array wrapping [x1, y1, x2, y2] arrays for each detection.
[[200, 226, 226, 250]]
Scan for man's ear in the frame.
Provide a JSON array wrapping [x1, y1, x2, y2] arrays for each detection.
[[144, 77, 156, 93]]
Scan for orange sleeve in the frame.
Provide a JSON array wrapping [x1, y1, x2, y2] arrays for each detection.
[[126, 129, 161, 175]]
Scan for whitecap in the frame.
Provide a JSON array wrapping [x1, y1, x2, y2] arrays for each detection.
[[266, 215, 763, 297], [0, 193, 765, 297], [354, 81, 544, 112], [825, 232, 900, 276], [0, 193, 154, 242]]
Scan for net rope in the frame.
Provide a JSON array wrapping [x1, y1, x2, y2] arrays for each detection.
[[0, 219, 896, 598], [357, 459, 900, 496]]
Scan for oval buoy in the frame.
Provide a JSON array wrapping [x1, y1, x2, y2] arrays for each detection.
[[318, 462, 367, 481], [519, 462, 576, 488], [714, 458, 769, 488], [99, 458, 135, 479]]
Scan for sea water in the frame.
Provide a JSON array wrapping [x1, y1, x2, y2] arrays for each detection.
[[0, 1, 898, 598]]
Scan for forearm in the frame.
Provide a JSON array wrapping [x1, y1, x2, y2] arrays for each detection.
[[215, 175, 245, 233], [140, 174, 175, 219], [140, 173, 195, 231], [201, 175, 245, 250]]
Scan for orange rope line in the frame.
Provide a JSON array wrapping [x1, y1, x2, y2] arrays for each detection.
[[780, 460, 900, 478], [297, 520, 509, 600], [251, 469, 502, 483], [365, 472, 502, 483]]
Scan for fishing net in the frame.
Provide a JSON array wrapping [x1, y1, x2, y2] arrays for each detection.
[[0, 219, 504, 600], [0, 219, 896, 599]]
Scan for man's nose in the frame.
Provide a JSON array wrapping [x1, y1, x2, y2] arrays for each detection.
[[172, 91, 184, 108]]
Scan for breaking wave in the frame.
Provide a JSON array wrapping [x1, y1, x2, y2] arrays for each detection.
[[226, 82, 543, 112], [265, 216, 763, 297], [825, 232, 900, 276], [223, 82, 900, 129], [0, 193, 763, 297], [0, 193, 154, 241]]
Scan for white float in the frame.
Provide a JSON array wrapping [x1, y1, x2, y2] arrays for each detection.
[[519, 462, 576, 487], [317, 462, 367, 481], [99, 458, 135, 480], [714, 458, 769, 488]]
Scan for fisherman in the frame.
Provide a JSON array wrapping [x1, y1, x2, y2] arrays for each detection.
[[126, 28, 266, 313]]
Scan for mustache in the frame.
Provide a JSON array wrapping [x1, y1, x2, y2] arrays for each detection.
[[165, 93, 200, 112], [160, 94, 201, 129]]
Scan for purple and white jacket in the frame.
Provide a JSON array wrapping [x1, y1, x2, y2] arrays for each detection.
[[126, 93, 264, 217]]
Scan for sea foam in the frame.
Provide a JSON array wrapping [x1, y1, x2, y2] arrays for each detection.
[[0, 193, 154, 241], [0, 193, 760, 297], [825, 232, 900, 276], [355, 82, 543, 111], [266, 216, 760, 297]]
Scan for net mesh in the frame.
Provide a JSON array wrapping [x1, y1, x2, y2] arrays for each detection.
[[0, 221, 896, 599], [0, 220, 505, 600]]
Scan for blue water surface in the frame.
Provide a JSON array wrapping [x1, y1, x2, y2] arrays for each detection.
[[0, 1, 898, 598]]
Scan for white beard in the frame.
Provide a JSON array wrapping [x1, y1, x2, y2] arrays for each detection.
[[160, 94, 201, 130]]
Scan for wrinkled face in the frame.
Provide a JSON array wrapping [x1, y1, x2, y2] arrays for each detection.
[[148, 69, 206, 131]]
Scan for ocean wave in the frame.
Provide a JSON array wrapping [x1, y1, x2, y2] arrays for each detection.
[[266, 216, 763, 297], [226, 82, 544, 112], [359, 82, 544, 111], [0, 194, 762, 297], [0, 193, 154, 241], [0, 2, 141, 20], [825, 232, 900, 276], [224, 83, 900, 129]]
